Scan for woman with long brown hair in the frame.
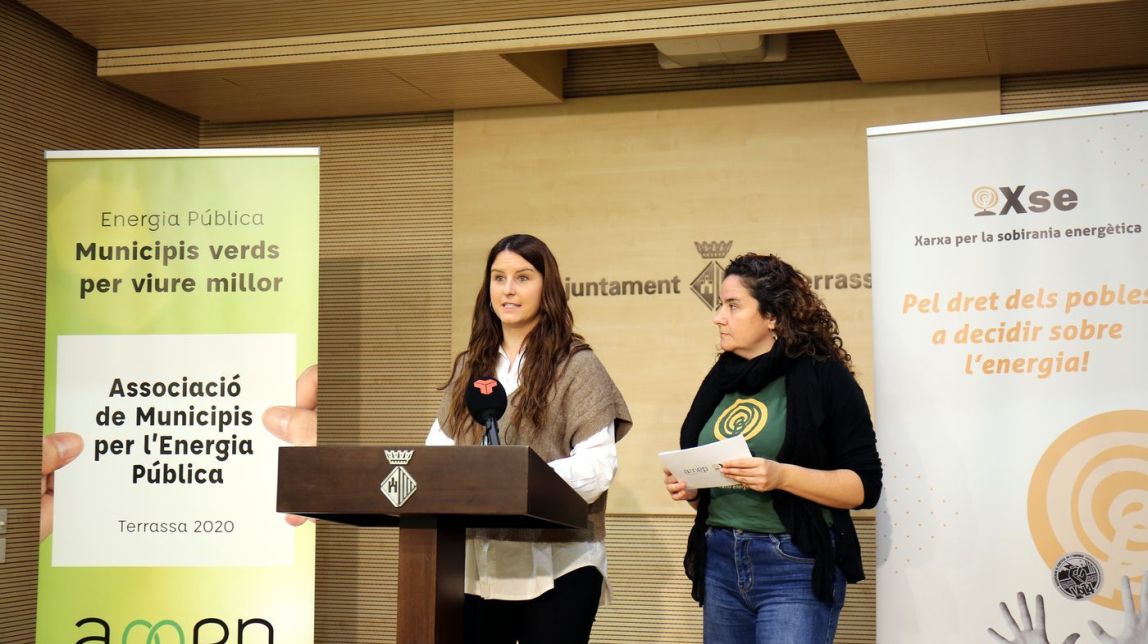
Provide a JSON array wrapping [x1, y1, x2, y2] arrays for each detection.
[[427, 233, 631, 644], [663, 253, 882, 644]]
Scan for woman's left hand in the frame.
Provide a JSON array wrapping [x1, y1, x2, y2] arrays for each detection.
[[720, 457, 789, 493]]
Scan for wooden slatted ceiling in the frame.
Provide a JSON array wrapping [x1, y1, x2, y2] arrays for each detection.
[[565, 30, 856, 98], [0, 0, 198, 641], [95, 0, 1119, 74], [837, 0, 1148, 82], [21, 0, 743, 49], [87, 0, 1133, 123], [25, 0, 1114, 51], [111, 52, 564, 123]]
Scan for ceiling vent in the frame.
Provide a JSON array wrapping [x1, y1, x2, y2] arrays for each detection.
[[654, 34, 788, 69]]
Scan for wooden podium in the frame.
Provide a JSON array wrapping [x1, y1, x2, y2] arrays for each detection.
[[277, 445, 589, 644]]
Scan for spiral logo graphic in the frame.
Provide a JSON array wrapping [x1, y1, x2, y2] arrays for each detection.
[[714, 398, 768, 441], [972, 186, 999, 215], [1028, 410, 1148, 610]]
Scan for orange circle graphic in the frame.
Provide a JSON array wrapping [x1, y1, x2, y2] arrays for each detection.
[[972, 186, 999, 210], [1028, 410, 1148, 610]]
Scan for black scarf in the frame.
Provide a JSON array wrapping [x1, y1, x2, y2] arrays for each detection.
[[679, 342, 838, 604]]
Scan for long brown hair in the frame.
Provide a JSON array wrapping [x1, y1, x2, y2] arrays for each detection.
[[442, 234, 586, 441], [724, 253, 853, 370]]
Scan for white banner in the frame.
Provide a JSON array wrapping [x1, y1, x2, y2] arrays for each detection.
[[869, 103, 1148, 642]]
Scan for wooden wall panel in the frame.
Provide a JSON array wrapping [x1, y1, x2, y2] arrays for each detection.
[[200, 111, 453, 643], [1002, 65, 1148, 113], [596, 516, 702, 642], [0, 1, 197, 640]]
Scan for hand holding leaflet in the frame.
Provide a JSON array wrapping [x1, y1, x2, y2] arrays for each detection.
[[659, 435, 751, 489]]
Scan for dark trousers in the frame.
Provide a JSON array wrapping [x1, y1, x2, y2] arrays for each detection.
[[462, 565, 603, 644]]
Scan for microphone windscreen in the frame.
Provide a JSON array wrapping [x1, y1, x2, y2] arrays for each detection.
[[464, 377, 507, 424]]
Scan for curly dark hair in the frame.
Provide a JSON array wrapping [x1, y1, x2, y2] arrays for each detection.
[[724, 253, 852, 370]]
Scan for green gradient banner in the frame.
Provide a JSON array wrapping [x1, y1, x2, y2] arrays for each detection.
[[39, 150, 318, 643]]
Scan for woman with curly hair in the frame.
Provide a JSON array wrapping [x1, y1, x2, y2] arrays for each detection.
[[428, 233, 631, 644], [663, 253, 882, 644]]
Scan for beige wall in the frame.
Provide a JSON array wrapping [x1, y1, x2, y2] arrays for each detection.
[[454, 78, 1000, 514]]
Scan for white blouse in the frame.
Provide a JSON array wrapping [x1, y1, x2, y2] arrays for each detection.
[[425, 348, 618, 603]]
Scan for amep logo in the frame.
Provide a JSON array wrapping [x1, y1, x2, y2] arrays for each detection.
[[74, 615, 273, 643], [972, 185, 1078, 216]]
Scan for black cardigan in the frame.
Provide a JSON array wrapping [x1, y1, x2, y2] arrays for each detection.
[[681, 356, 883, 604]]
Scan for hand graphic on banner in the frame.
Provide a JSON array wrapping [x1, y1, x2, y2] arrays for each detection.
[[988, 592, 1080, 644], [40, 432, 84, 542], [262, 364, 318, 526], [1088, 573, 1148, 644]]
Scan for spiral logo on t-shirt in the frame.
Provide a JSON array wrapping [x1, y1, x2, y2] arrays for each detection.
[[1028, 410, 1148, 610], [714, 398, 768, 441]]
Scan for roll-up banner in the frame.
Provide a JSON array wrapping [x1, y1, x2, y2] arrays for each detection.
[[39, 149, 318, 643], [869, 103, 1148, 642]]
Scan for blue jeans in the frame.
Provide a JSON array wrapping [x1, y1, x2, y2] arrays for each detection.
[[703, 527, 845, 644]]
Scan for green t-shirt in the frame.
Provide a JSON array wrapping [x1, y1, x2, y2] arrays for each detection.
[[699, 377, 788, 534], [699, 377, 833, 533]]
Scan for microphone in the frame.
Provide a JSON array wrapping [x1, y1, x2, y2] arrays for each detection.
[[464, 377, 507, 446]]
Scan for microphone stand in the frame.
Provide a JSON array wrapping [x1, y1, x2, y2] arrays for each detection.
[[482, 417, 500, 446]]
